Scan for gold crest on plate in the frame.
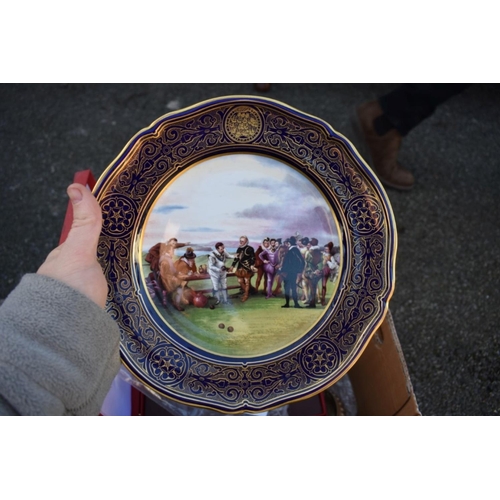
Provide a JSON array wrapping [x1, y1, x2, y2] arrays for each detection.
[[224, 105, 262, 142]]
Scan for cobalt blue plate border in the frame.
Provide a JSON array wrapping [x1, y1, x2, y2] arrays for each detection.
[[94, 96, 397, 413]]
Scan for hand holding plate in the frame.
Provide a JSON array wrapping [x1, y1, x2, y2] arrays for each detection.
[[37, 184, 107, 308]]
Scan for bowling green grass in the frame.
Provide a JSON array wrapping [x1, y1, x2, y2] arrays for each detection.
[[141, 254, 338, 358]]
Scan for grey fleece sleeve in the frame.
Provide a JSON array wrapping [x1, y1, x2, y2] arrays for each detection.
[[0, 274, 121, 416]]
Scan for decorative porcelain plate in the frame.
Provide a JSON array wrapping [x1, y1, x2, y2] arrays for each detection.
[[94, 96, 397, 413]]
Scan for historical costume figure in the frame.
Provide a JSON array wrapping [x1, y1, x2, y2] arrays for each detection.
[[208, 242, 233, 304], [254, 238, 270, 294], [272, 238, 287, 296], [303, 237, 323, 308], [321, 242, 339, 305], [145, 242, 162, 273], [230, 235, 256, 302], [174, 247, 198, 295], [158, 238, 190, 310], [260, 238, 280, 299], [279, 236, 305, 308], [175, 247, 198, 278], [298, 237, 311, 302]]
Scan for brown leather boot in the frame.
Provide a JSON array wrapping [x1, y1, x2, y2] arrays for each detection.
[[241, 282, 250, 302], [255, 83, 271, 92], [355, 101, 415, 190], [321, 286, 326, 306], [273, 276, 283, 296]]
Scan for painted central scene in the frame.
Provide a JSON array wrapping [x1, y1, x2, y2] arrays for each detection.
[[141, 154, 341, 357]]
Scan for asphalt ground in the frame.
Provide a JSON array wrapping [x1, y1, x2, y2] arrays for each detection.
[[1, 83, 498, 416]]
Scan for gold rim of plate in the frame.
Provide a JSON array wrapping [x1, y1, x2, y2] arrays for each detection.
[[94, 95, 397, 414]]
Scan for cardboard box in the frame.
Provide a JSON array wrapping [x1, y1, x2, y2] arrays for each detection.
[[346, 310, 420, 416]]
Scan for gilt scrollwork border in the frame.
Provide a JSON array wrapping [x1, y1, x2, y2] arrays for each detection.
[[94, 96, 396, 413]]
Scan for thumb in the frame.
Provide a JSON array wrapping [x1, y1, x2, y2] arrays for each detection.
[[65, 183, 103, 256]]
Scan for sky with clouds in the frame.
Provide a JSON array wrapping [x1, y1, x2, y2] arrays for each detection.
[[142, 154, 339, 251]]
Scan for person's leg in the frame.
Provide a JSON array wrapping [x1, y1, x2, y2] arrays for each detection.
[[237, 276, 245, 297], [170, 286, 185, 311], [221, 274, 229, 303], [321, 270, 329, 305], [274, 274, 283, 295], [255, 265, 264, 291], [265, 270, 272, 298], [282, 279, 291, 307], [291, 280, 302, 308], [356, 84, 471, 190], [242, 278, 250, 302], [210, 275, 220, 304], [307, 277, 319, 308], [379, 84, 472, 136], [240, 272, 252, 302], [262, 264, 273, 298]]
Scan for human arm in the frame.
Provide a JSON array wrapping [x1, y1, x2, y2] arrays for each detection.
[[0, 275, 120, 416], [246, 246, 256, 266], [260, 249, 270, 264], [231, 251, 240, 269], [37, 184, 108, 307], [0, 184, 120, 415], [327, 257, 339, 271]]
